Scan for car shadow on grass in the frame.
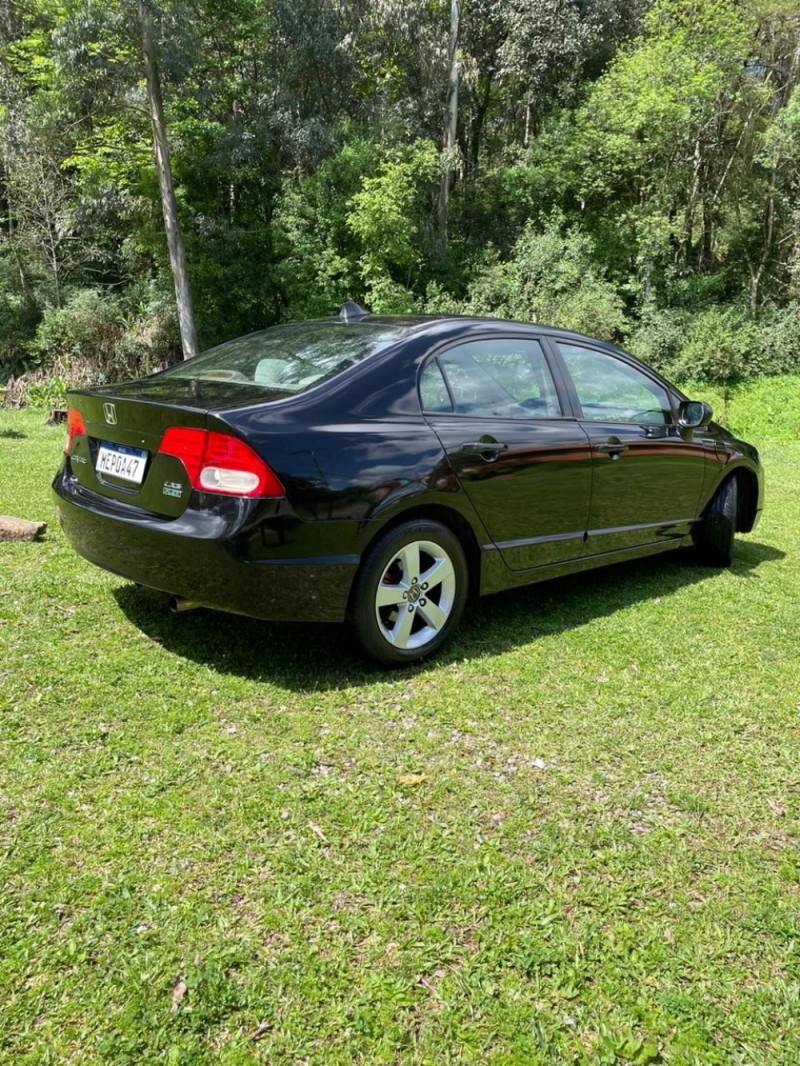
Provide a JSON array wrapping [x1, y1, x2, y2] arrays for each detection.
[[113, 539, 784, 691]]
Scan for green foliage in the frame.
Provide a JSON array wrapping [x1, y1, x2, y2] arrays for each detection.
[[647, 302, 800, 388], [668, 306, 757, 388], [30, 288, 125, 372], [626, 296, 800, 393], [0, 246, 41, 380], [674, 373, 800, 443], [559, 0, 770, 304], [347, 140, 439, 311], [25, 373, 66, 409], [761, 79, 800, 158], [755, 302, 800, 375], [723, 372, 800, 442], [626, 304, 690, 372], [273, 139, 379, 320], [577, 0, 754, 189], [436, 219, 627, 340], [22, 286, 178, 392]]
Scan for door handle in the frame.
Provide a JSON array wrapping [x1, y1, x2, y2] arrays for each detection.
[[461, 440, 509, 458], [594, 440, 628, 458]]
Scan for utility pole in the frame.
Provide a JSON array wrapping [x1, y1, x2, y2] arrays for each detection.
[[140, 0, 199, 359]]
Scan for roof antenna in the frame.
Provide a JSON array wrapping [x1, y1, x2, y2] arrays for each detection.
[[339, 302, 369, 323]]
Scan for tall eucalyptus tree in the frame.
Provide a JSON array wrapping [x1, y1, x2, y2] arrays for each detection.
[[139, 0, 197, 358]]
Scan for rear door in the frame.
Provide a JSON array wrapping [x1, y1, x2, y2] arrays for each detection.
[[552, 341, 707, 556], [420, 335, 593, 570]]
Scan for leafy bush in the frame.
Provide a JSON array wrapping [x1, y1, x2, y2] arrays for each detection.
[[120, 282, 181, 371], [626, 304, 690, 373], [25, 375, 67, 410], [361, 276, 417, 314], [666, 306, 756, 388], [28, 286, 177, 386], [656, 303, 800, 387], [753, 303, 800, 377], [3, 366, 97, 409], [423, 281, 464, 315], [3, 284, 180, 408], [427, 219, 627, 341], [627, 298, 800, 387], [30, 289, 126, 375]]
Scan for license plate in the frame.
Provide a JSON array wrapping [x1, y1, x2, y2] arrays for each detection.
[[96, 442, 148, 484]]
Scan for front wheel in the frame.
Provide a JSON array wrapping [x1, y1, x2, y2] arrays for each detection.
[[352, 519, 468, 666], [692, 476, 737, 567]]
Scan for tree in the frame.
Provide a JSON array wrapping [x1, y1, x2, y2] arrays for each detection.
[[436, 0, 459, 242], [347, 140, 439, 311], [561, 0, 757, 298], [1, 111, 81, 309], [139, 0, 197, 358]]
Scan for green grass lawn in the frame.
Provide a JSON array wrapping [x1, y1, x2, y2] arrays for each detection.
[[1, 385, 799, 1065]]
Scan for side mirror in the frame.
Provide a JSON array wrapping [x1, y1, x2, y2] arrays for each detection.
[[678, 400, 712, 429]]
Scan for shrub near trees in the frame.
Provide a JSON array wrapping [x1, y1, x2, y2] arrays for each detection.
[[0, 0, 799, 400]]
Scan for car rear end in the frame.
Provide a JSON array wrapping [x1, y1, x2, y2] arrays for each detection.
[[52, 384, 358, 623]]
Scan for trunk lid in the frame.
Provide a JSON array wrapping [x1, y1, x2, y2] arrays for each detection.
[[65, 384, 220, 518]]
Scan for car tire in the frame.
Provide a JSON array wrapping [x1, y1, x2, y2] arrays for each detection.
[[352, 519, 468, 666], [692, 476, 737, 567]]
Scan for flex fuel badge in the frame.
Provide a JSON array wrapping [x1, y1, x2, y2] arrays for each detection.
[[162, 481, 184, 498]]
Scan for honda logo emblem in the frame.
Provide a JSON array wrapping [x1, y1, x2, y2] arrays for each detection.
[[103, 402, 117, 425]]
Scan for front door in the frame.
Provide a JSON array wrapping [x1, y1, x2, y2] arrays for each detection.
[[554, 342, 707, 556]]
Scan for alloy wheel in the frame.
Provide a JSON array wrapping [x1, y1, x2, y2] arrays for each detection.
[[374, 539, 457, 650]]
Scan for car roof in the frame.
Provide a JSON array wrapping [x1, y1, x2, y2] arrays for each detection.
[[322, 312, 625, 354]]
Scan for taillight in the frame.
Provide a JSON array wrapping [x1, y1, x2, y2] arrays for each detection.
[[65, 408, 86, 455], [158, 427, 284, 498]]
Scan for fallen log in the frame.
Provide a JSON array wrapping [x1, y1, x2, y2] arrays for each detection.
[[0, 516, 47, 542]]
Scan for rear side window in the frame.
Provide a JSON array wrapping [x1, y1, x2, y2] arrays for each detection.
[[558, 343, 673, 424], [154, 322, 411, 395], [422, 338, 561, 418], [420, 360, 453, 413]]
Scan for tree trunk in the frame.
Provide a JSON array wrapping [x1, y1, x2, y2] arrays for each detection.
[[468, 74, 493, 177], [436, 0, 459, 244], [140, 0, 199, 360]]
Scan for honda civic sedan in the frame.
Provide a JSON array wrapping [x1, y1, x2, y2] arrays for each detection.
[[53, 305, 763, 665]]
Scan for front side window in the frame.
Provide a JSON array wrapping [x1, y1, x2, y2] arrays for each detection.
[[558, 343, 672, 425], [422, 338, 561, 418]]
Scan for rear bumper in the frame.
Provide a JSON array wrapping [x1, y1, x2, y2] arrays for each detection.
[[53, 470, 359, 623]]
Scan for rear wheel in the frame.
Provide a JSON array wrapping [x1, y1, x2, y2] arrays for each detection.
[[352, 519, 468, 666], [693, 476, 737, 567]]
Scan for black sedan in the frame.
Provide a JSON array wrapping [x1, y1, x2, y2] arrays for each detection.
[[53, 305, 763, 665]]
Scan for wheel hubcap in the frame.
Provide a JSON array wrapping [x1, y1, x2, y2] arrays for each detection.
[[375, 539, 456, 650]]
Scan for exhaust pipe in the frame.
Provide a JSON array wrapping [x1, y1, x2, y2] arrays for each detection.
[[169, 596, 202, 613]]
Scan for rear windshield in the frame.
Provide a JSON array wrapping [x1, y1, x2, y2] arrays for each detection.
[[155, 321, 409, 394]]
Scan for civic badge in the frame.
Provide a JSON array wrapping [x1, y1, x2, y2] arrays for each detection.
[[103, 402, 117, 425]]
